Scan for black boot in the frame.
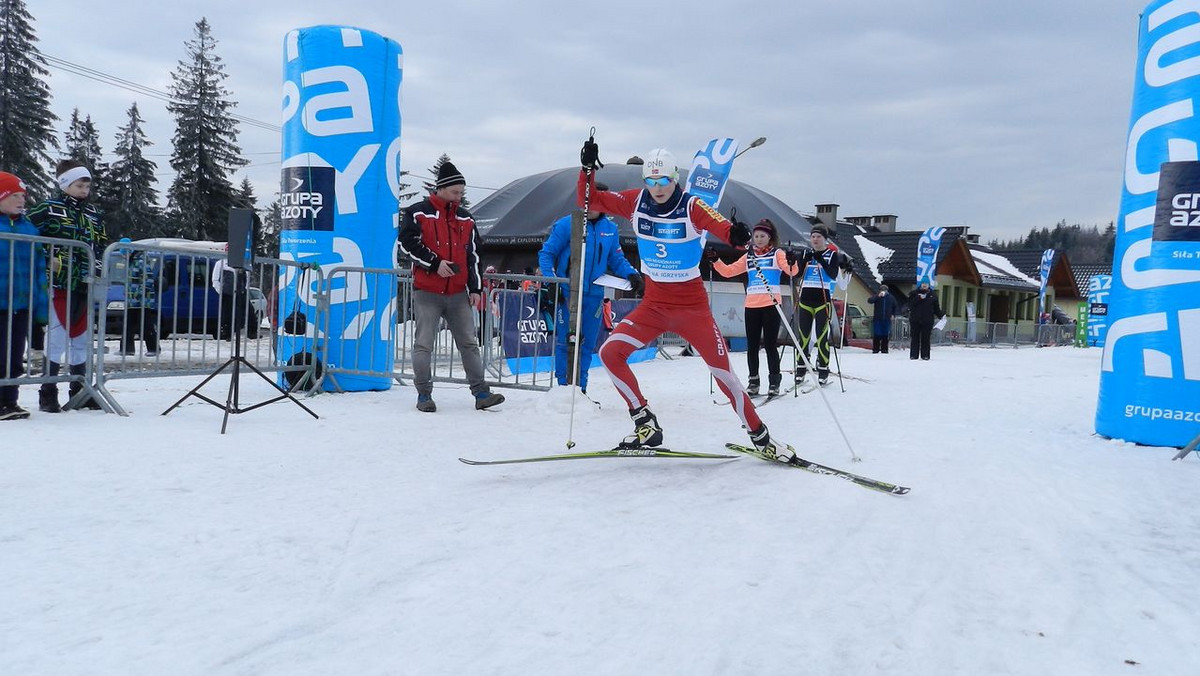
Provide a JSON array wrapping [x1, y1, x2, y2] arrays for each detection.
[[618, 405, 664, 449], [746, 376, 760, 396], [67, 363, 102, 411], [39, 362, 62, 413]]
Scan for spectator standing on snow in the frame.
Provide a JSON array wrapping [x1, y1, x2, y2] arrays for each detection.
[[906, 281, 944, 360], [0, 172, 48, 420], [27, 160, 106, 412], [866, 287, 898, 354], [398, 161, 504, 413]]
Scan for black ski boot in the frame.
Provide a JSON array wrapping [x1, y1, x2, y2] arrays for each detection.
[[39, 361, 62, 413], [749, 423, 795, 462], [746, 376, 760, 397], [618, 405, 663, 449]]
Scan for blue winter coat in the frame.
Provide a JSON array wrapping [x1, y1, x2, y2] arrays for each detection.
[[0, 213, 50, 321], [867, 290, 898, 336], [537, 214, 636, 298]]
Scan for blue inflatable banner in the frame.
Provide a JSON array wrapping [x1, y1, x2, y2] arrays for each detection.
[[1095, 0, 1200, 447], [278, 26, 403, 391], [686, 138, 738, 209], [916, 226, 946, 287], [1087, 274, 1112, 348]]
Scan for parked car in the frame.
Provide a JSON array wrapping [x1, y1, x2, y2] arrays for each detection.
[[248, 286, 268, 331], [830, 299, 868, 341], [104, 240, 263, 340]]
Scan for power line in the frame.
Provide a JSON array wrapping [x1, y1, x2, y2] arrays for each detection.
[[43, 53, 281, 133]]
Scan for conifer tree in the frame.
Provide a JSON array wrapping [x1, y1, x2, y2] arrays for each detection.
[[62, 108, 104, 168], [106, 102, 161, 239], [0, 0, 58, 196], [233, 176, 256, 210], [61, 108, 120, 216], [257, 196, 282, 261], [165, 17, 247, 242]]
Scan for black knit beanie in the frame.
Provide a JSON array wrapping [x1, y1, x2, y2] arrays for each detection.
[[436, 161, 466, 189]]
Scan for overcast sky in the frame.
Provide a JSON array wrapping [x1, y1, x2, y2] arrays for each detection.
[[30, 0, 1143, 241]]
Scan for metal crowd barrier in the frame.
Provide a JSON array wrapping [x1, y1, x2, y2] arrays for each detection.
[[406, 272, 561, 393], [310, 264, 401, 393], [91, 241, 316, 415], [0, 232, 111, 412], [884, 316, 1079, 350], [3, 244, 641, 416]]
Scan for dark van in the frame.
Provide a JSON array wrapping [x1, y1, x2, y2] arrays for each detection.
[[105, 240, 261, 339]]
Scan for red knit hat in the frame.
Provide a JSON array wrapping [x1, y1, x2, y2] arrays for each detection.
[[0, 171, 27, 202]]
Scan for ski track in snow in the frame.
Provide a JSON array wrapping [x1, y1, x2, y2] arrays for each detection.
[[2, 346, 1199, 675]]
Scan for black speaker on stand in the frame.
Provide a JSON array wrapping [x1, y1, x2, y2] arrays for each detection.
[[162, 208, 319, 432]]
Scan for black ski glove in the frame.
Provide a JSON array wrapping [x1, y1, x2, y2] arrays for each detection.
[[627, 273, 644, 296], [729, 220, 752, 247], [703, 247, 720, 262], [839, 252, 854, 272], [581, 135, 603, 170], [788, 247, 813, 266]]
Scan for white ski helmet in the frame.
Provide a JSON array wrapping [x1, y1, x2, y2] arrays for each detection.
[[642, 148, 678, 181]]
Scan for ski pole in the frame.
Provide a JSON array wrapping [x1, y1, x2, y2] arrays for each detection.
[[747, 251, 861, 462], [822, 278, 846, 393], [566, 127, 597, 450]]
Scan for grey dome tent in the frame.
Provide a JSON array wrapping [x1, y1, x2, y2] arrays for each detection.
[[472, 163, 814, 250]]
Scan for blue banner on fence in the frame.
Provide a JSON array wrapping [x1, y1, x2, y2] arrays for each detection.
[[1095, 0, 1200, 448], [916, 226, 946, 287], [277, 26, 403, 391], [498, 292, 654, 375]]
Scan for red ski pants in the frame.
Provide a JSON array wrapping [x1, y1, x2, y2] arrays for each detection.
[[598, 299, 762, 431]]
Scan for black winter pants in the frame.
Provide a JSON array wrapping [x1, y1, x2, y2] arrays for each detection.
[[910, 322, 933, 360], [1, 309, 30, 405], [744, 306, 782, 379]]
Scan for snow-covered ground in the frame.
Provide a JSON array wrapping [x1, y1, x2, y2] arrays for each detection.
[[3, 345, 1198, 675]]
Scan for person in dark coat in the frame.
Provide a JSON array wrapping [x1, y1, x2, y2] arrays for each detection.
[[905, 282, 944, 360], [866, 286, 898, 353]]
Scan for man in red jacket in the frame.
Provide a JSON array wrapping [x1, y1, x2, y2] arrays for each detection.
[[398, 161, 504, 413]]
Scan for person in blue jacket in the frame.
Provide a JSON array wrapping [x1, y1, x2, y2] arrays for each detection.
[[0, 172, 49, 420], [537, 184, 638, 392], [866, 286, 898, 353]]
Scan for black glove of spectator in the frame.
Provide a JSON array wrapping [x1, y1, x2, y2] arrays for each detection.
[[729, 220, 752, 247], [581, 135, 603, 170], [627, 273, 644, 296], [839, 252, 855, 272]]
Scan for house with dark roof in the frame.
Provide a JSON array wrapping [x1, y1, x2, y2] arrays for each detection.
[[805, 203, 1083, 336]]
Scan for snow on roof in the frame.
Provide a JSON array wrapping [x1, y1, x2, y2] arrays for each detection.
[[853, 234, 894, 285], [971, 249, 1039, 286]]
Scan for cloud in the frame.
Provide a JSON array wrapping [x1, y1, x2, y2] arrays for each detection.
[[31, 0, 1137, 239]]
